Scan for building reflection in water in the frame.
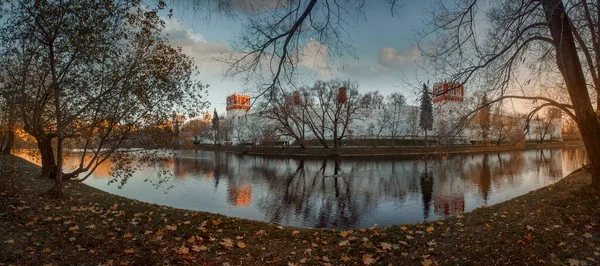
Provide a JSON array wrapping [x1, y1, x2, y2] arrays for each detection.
[[14, 147, 588, 228]]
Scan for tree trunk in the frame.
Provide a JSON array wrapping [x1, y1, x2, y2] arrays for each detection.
[[49, 44, 64, 198], [297, 139, 306, 149], [38, 135, 57, 179], [424, 130, 428, 147], [1, 127, 14, 154], [333, 125, 339, 148], [543, 0, 600, 189]]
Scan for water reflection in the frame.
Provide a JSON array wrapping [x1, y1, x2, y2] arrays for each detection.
[[16, 147, 588, 228]]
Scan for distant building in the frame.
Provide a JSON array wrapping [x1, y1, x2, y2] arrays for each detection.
[[223, 83, 562, 145]]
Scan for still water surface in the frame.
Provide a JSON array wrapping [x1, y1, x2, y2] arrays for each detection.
[[17, 147, 587, 228]]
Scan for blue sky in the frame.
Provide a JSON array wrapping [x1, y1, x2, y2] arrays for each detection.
[[161, 0, 436, 114]]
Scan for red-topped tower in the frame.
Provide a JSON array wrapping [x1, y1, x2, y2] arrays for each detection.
[[226, 93, 251, 111], [432, 81, 464, 103]]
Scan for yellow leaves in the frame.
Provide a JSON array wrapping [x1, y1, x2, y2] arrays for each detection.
[[255, 230, 266, 236], [4, 239, 15, 244], [338, 240, 350, 247], [43, 247, 51, 253], [291, 230, 300, 237], [211, 219, 221, 226], [421, 255, 437, 266], [361, 254, 377, 265], [86, 224, 96, 229], [362, 242, 375, 249], [123, 233, 132, 238], [166, 224, 177, 231], [524, 234, 533, 241], [526, 225, 535, 231], [124, 248, 135, 254], [341, 256, 350, 262], [400, 226, 408, 231], [339, 230, 353, 238], [426, 226, 434, 233], [68, 225, 79, 231], [221, 238, 234, 249], [237, 241, 246, 249], [422, 258, 435, 266], [379, 242, 392, 250], [173, 243, 189, 255], [191, 245, 207, 252]]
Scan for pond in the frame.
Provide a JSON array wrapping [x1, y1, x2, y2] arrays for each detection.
[[16, 147, 587, 229]]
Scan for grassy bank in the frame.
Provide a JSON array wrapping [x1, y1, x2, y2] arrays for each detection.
[[1, 154, 599, 265], [183, 141, 583, 159]]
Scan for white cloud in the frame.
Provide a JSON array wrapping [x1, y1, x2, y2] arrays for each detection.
[[377, 46, 421, 68], [298, 38, 334, 78], [162, 18, 231, 75], [226, 0, 290, 14]]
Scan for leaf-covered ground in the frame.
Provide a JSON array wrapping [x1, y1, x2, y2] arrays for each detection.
[[1, 154, 600, 265]]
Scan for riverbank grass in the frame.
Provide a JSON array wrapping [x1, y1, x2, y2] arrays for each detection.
[[1, 154, 600, 265]]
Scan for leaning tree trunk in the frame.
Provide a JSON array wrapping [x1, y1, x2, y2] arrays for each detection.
[[543, 0, 600, 189], [37, 135, 58, 179]]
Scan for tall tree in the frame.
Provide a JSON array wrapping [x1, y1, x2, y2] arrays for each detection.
[[256, 89, 307, 148], [423, 0, 600, 188], [475, 93, 491, 142], [387, 92, 406, 147], [0, 0, 207, 196], [302, 80, 363, 148], [419, 83, 433, 146], [212, 108, 220, 144]]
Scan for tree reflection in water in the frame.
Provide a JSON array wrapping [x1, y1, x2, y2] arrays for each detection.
[[17, 147, 588, 228]]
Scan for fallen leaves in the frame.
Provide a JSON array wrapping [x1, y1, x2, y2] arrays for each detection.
[[191, 245, 207, 252], [361, 254, 377, 265], [124, 248, 135, 254], [236, 241, 246, 249], [379, 242, 392, 250], [173, 244, 189, 255], [220, 238, 234, 249]]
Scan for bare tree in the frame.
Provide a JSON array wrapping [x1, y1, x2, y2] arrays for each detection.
[[256, 89, 307, 147], [490, 111, 523, 146], [360, 91, 386, 146], [423, 0, 600, 188], [387, 92, 406, 146], [532, 107, 562, 143], [302, 79, 362, 148]]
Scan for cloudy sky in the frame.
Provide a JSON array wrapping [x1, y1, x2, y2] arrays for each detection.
[[160, 0, 435, 114]]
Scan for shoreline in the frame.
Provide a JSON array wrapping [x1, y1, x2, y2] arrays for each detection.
[[1, 154, 599, 265], [177, 141, 584, 159]]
